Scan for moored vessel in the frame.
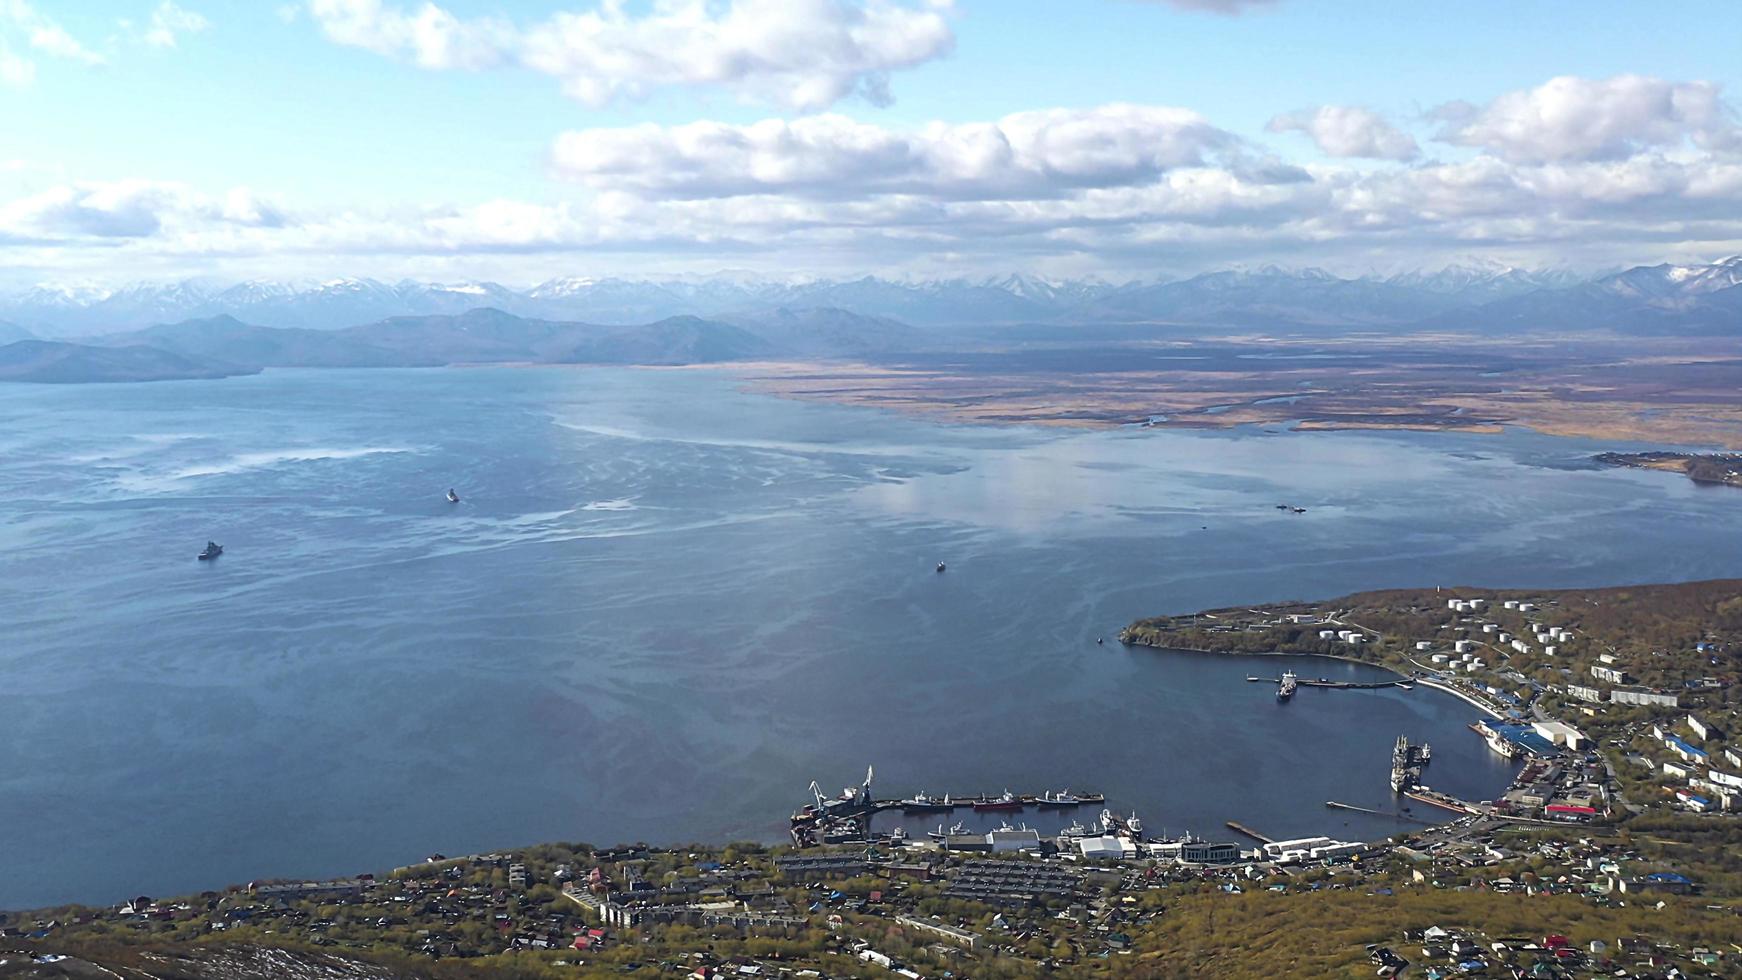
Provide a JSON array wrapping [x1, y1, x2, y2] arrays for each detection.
[[973, 789, 1023, 811], [1276, 670, 1298, 702]]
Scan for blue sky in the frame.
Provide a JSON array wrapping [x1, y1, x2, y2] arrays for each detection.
[[3, 0, 1741, 285]]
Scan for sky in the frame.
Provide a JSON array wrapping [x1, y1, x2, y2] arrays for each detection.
[[2, 0, 1741, 286]]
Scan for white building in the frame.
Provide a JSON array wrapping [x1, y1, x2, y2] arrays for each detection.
[[986, 828, 1042, 853], [1077, 835, 1135, 860], [1611, 687, 1678, 708], [1532, 720, 1588, 751]]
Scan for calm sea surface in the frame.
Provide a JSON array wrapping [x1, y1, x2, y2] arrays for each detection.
[[3, 366, 1739, 908]]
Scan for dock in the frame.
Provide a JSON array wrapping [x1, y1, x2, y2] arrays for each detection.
[[1245, 676, 1410, 691], [1403, 789, 1480, 815], [789, 768, 1109, 846], [1325, 800, 1434, 825], [1225, 820, 1273, 844]]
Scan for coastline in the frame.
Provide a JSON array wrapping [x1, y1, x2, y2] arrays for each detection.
[[1413, 677, 1505, 720], [1124, 640, 1407, 676], [1127, 640, 1509, 720]]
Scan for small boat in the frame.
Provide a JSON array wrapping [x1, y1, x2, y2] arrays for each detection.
[[900, 792, 953, 813], [935, 562, 946, 573], [928, 821, 968, 841], [197, 541, 223, 561], [973, 790, 1023, 812], [446, 488, 460, 503], [1292, 507, 1307, 514]]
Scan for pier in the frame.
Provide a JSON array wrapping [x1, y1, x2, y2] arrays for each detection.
[[1225, 820, 1273, 844], [1325, 800, 1434, 825], [1404, 789, 1482, 815], [1245, 676, 1410, 691], [789, 768, 1109, 846]]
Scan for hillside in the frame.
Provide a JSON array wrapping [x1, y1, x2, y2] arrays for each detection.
[[0, 341, 256, 384]]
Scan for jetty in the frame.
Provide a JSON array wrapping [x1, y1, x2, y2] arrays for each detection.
[[1225, 820, 1273, 844], [1245, 675, 1409, 691], [1325, 800, 1434, 825]]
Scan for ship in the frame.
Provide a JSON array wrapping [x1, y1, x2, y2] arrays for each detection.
[[928, 821, 968, 841], [1276, 671, 1298, 702], [973, 790, 1023, 811], [900, 792, 953, 813], [1035, 790, 1087, 807], [1472, 721, 1520, 759], [197, 541, 223, 561]]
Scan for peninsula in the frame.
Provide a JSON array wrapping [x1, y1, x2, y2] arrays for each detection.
[[1595, 452, 1742, 490]]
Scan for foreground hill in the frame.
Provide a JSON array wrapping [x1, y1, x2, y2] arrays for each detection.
[[0, 340, 255, 384]]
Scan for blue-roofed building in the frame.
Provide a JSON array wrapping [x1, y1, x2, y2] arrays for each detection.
[[1667, 736, 1708, 763], [1493, 723, 1559, 757]]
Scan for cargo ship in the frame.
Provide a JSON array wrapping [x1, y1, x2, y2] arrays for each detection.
[[900, 792, 953, 813], [1034, 790, 1094, 807], [973, 790, 1024, 812], [1276, 671, 1299, 702]]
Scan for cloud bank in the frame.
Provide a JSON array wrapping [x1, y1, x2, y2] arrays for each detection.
[[3, 74, 1740, 280], [303, 0, 956, 110]]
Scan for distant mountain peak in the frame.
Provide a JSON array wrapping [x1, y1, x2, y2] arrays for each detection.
[[2, 258, 1736, 335]]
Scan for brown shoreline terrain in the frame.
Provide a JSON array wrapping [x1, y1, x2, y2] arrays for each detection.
[[1595, 451, 1742, 488], [733, 332, 1742, 447]]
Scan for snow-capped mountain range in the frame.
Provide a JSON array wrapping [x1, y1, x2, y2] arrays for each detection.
[[2, 259, 1737, 336]]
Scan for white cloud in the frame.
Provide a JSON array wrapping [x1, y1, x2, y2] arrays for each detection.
[[1433, 74, 1740, 164], [143, 2, 210, 48], [5, 84, 1741, 280], [551, 106, 1239, 199], [0, 180, 286, 242], [0, 0, 104, 74], [0, 44, 33, 86], [302, 0, 955, 110], [1267, 105, 1419, 161], [305, 0, 511, 70]]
